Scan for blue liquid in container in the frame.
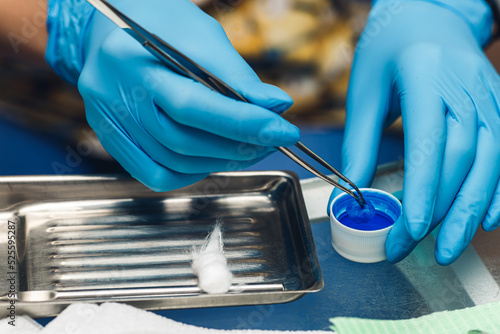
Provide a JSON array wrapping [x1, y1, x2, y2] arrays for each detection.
[[338, 210, 394, 231], [331, 189, 400, 232]]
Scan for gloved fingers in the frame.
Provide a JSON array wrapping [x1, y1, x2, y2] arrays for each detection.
[[385, 214, 419, 263], [481, 70, 500, 232], [80, 30, 290, 157], [189, 37, 294, 113], [191, 39, 293, 113], [154, 45, 294, 114], [182, 36, 294, 113], [386, 99, 477, 263], [483, 180, 500, 231], [151, 72, 300, 147], [92, 23, 293, 120], [188, 58, 293, 115], [87, 114, 209, 192], [230, 81, 294, 115], [435, 130, 500, 265], [126, 114, 275, 174], [431, 100, 477, 224], [338, 106, 385, 190], [140, 102, 276, 161], [400, 92, 446, 242], [327, 65, 390, 212], [127, 0, 294, 114]]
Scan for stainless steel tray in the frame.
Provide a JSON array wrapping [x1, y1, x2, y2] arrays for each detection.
[[0, 171, 323, 318]]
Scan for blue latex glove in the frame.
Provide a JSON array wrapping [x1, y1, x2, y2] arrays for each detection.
[[329, 0, 499, 265], [45, 0, 299, 191]]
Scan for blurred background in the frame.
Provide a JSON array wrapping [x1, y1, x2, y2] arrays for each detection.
[[1, 0, 497, 178]]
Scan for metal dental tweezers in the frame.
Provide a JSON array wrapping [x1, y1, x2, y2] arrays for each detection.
[[86, 0, 366, 206]]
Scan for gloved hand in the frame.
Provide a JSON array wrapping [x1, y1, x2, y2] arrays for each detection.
[[45, 0, 299, 191], [329, 0, 500, 265]]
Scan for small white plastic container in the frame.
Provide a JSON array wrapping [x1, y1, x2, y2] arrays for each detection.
[[329, 188, 402, 263]]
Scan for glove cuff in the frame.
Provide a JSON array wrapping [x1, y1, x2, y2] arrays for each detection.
[[373, 0, 494, 47], [45, 0, 96, 85]]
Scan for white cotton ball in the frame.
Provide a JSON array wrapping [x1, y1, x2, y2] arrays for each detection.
[[193, 253, 233, 294], [191, 224, 233, 294]]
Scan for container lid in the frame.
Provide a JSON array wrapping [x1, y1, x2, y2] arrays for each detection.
[[329, 188, 402, 263]]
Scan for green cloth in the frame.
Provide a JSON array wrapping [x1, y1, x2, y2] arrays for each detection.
[[330, 301, 500, 334]]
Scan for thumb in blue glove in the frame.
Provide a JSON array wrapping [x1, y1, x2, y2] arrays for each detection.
[[45, 0, 300, 191], [330, 0, 500, 265]]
